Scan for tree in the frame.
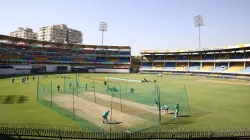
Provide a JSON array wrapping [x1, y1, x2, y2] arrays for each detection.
[[130, 55, 141, 73]]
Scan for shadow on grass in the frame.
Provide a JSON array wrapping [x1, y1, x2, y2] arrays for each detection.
[[157, 109, 213, 130], [106, 122, 123, 125], [168, 112, 175, 114]]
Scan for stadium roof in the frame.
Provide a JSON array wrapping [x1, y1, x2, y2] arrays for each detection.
[[140, 43, 250, 54], [0, 34, 130, 50]]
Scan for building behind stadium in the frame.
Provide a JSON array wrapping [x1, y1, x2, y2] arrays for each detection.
[[9, 24, 83, 44]]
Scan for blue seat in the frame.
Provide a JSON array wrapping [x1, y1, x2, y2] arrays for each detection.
[[239, 67, 250, 73], [163, 63, 176, 70], [186, 66, 200, 71], [21, 56, 34, 60]]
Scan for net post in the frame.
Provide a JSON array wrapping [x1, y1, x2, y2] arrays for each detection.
[[93, 80, 96, 103], [73, 84, 75, 120], [64, 77, 66, 93], [50, 81, 52, 108], [110, 91, 113, 133], [154, 82, 157, 99], [184, 85, 190, 116], [37, 76, 39, 101], [76, 80, 78, 97], [125, 78, 128, 96], [158, 86, 161, 125], [108, 75, 110, 85], [120, 84, 122, 112], [107, 76, 110, 94]]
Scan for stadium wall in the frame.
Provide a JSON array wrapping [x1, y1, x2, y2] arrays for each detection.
[[12, 65, 32, 74], [45, 65, 71, 73], [95, 68, 129, 73], [0, 66, 15, 75]]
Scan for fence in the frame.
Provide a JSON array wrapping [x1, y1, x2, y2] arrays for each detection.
[[1, 124, 250, 140], [37, 75, 190, 133]]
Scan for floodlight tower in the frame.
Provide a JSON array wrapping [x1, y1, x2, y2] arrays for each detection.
[[99, 22, 108, 45], [194, 15, 204, 51]]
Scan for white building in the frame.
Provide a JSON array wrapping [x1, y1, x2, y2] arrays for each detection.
[[38, 24, 82, 44], [9, 27, 38, 40], [67, 28, 83, 44]]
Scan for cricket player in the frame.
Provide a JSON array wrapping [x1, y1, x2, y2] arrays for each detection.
[[102, 110, 110, 123], [154, 99, 158, 110], [175, 102, 179, 118], [57, 85, 60, 92], [113, 86, 117, 92], [106, 84, 112, 92], [130, 88, 134, 95], [69, 82, 72, 88], [85, 83, 88, 90], [12, 78, 15, 83], [162, 104, 169, 114]]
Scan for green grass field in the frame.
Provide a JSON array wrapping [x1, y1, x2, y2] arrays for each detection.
[[1, 73, 250, 131]]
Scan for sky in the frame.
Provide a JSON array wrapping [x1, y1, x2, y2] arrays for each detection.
[[1, 0, 250, 55]]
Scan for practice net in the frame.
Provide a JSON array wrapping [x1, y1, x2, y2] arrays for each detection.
[[37, 75, 190, 133]]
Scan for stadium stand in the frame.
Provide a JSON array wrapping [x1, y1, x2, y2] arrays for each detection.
[[0, 35, 131, 74], [210, 63, 228, 72], [166, 55, 176, 60], [141, 62, 152, 70], [200, 63, 214, 71], [177, 55, 188, 60], [153, 55, 165, 60], [152, 62, 164, 70], [230, 53, 244, 59], [215, 53, 228, 59], [175, 63, 188, 71], [203, 54, 214, 60], [190, 55, 200, 60], [239, 63, 250, 73], [142, 56, 152, 61], [186, 63, 200, 71], [108, 57, 118, 62], [163, 63, 176, 70], [224, 63, 244, 73], [140, 43, 250, 77]]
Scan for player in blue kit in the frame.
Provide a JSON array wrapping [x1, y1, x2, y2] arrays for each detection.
[[57, 85, 60, 92], [175, 102, 180, 118], [102, 110, 110, 123], [130, 88, 134, 95], [162, 104, 169, 114]]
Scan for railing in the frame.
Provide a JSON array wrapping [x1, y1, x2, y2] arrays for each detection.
[[0, 124, 250, 139]]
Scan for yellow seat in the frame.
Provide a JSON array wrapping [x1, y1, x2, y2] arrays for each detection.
[[200, 66, 214, 71], [224, 66, 243, 72], [152, 66, 163, 70], [33, 56, 49, 61], [174, 67, 187, 70]]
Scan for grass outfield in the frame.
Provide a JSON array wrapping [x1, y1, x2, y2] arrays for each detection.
[[0, 73, 250, 130]]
